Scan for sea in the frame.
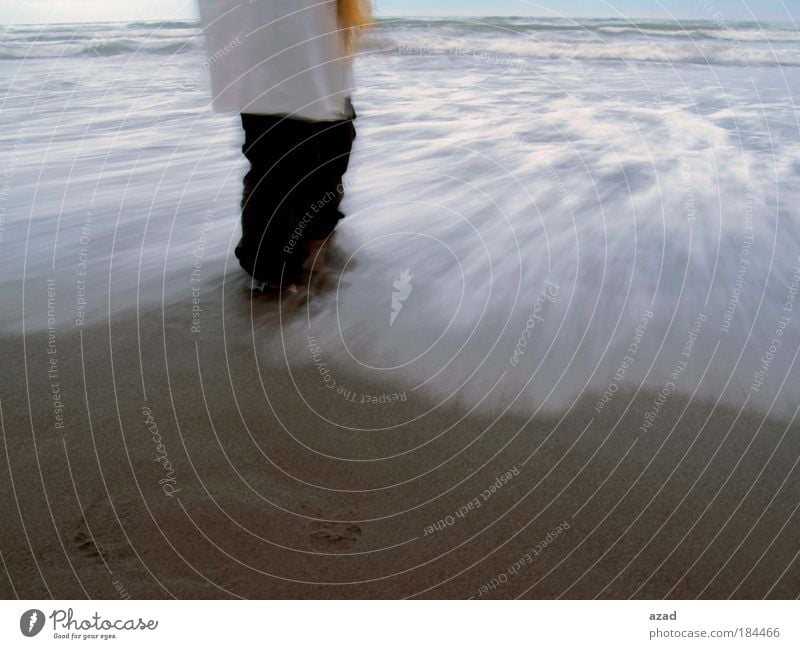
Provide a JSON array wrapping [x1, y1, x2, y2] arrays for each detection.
[[1, 16, 799, 418]]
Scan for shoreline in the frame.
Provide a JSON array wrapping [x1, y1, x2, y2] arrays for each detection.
[[1, 275, 798, 599]]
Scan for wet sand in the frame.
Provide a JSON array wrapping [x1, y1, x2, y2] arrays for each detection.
[[1, 257, 798, 600]]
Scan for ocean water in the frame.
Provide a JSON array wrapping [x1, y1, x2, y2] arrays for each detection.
[[1, 17, 799, 418]]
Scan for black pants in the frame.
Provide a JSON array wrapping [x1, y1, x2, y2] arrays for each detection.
[[236, 108, 356, 284]]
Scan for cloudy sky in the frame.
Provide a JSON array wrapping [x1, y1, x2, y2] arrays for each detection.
[[0, 0, 797, 24]]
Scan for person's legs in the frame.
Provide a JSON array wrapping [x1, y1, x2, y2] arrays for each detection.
[[238, 113, 291, 283], [302, 111, 357, 243], [239, 113, 316, 284], [237, 108, 357, 285]]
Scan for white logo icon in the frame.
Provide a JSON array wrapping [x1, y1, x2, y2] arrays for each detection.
[[390, 269, 413, 327]]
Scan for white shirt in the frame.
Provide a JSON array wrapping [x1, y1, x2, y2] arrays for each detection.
[[196, 0, 354, 120]]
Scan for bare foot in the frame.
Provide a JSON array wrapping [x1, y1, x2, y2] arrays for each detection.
[[250, 278, 298, 294], [266, 281, 298, 294]]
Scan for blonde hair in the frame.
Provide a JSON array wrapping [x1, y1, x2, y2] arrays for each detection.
[[337, 0, 372, 50]]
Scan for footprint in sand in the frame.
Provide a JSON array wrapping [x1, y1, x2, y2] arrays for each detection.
[[298, 502, 363, 550], [309, 523, 363, 550], [72, 520, 107, 561]]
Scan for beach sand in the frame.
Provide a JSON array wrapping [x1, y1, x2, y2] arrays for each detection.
[[1, 258, 798, 600]]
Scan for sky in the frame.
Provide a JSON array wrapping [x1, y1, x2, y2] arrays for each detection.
[[0, 0, 797, 25]]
